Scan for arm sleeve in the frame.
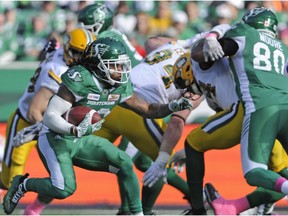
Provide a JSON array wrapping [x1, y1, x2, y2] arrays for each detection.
[[210, 24, 231, 38], [219, 38, 239, 56], [43, 95, 73, 134]]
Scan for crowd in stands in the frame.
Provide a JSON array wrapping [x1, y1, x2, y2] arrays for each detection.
[[0, 0, 288, 64]]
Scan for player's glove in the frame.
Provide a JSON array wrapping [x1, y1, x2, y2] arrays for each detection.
[[43, 37, 57, 53], [13, 122, 43, 147], [203, 33, 224, 62], [39, 37, 58, 61], [168, 149, 186, 173], [168, 97, 193, 112], [73, 110, 105, 137], [143, 152, 170, 187]]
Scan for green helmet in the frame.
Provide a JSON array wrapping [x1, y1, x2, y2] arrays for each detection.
[[77, 3, 113, 36], [242, 7, 278, 38], [81, 37, 132, 86]]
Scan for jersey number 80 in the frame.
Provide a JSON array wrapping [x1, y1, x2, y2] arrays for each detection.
[[253, 42, 286, 74]]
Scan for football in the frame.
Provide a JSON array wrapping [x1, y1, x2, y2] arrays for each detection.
[[63, 106, 102, 126], [191, 38, 205, 62]]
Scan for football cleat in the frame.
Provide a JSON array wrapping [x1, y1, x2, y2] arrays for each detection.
[[257, 202, 275, 215], [204, 183, 220, 214], [204, 182, 238, 215], [116, 209, 131, 215], [3, 173, 29, 215], [180, 208, 207, 215]]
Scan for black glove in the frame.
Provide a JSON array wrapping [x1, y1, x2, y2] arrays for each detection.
[[43, 37, 57, 53], [39, 37, 57, 61]]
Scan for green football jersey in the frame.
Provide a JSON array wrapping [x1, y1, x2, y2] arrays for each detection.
[[98, 28, 143, 67], [61, 65, 134, 118], [224, 22, 288, 114]]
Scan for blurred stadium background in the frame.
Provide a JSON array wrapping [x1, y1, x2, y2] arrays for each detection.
[[1, 0, 288, 215]]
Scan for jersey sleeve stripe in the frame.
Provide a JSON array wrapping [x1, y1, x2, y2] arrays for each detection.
[[48, 69, 62, 85]]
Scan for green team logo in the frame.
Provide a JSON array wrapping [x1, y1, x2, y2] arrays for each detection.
[[67, 69, 83, 82], [95, 43, 109, 56], [93, 6, 106, 22]]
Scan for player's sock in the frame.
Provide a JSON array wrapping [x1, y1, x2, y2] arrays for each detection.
[[229, 197, 250, 214], [166, 168, 190, 202], [279, 179, 288, 194], [185, 142, 205, 210], [24, 198, 47, 215], [212, 196, 249, 215], [142, 179, 164, 214]]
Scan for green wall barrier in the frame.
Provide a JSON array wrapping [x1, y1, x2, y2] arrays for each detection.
[[0, 62, 37, 122]]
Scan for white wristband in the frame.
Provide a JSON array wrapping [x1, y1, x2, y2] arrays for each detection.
[[155, 151, 170, 164]]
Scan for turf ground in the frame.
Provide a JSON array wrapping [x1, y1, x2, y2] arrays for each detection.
[[0, 204, 288, 215]]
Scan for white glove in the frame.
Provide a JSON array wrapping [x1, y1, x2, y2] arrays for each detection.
[[203, 34, 224, 62], [143, 151, 170, 187], [168, 98, 193, 112], [13, 122, 43, 147], [143, 161, 167, 187], [168, 149, 186, 173], [74, 110, 105, 137], [91, 119, 105, 132]]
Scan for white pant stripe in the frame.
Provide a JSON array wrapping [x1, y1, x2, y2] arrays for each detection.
[[38, 134, 65, 190]]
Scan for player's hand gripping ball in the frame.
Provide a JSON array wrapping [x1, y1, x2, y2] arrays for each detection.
[[63, 106, 102, 126]]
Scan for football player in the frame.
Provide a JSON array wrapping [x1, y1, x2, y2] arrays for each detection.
[[200, 7, 288, 215], [77, 3, 206, 214], [2, 37, 193, 215], [145, 10, 288, 212], [1, 28, 96, 215], [171, 49, 287, 215], [77, 2, 143, 67]]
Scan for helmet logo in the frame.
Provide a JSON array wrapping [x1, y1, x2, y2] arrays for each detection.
[[243, 7, 265, 21], [264, 19, 270, 27], [94, 43, 110, 56], [176, 56, 188, 68], [94, 7, 105, 22]]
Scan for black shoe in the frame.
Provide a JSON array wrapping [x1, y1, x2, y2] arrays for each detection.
[[145, 212, 156, 215], [180, 208, 207, 215], [257, 202, 275, 215], [204, 183, 220, 215], [116, 210, 131, 215], [3, 173, 29, 215]]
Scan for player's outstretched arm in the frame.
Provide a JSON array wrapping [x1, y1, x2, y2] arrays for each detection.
[[121, 94, 193, 119]]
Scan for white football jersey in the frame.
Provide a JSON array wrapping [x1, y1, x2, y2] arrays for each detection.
[[192, 57, 239, 111], [18, 48, 68, 121], [130, 42, 188, 104]]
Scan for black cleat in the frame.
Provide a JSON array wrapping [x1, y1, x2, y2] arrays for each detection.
[[3, 173, 29, 215], [204, 183, 220, 214], [180, 208, 207, 215], [257, 202, 275, 215]]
